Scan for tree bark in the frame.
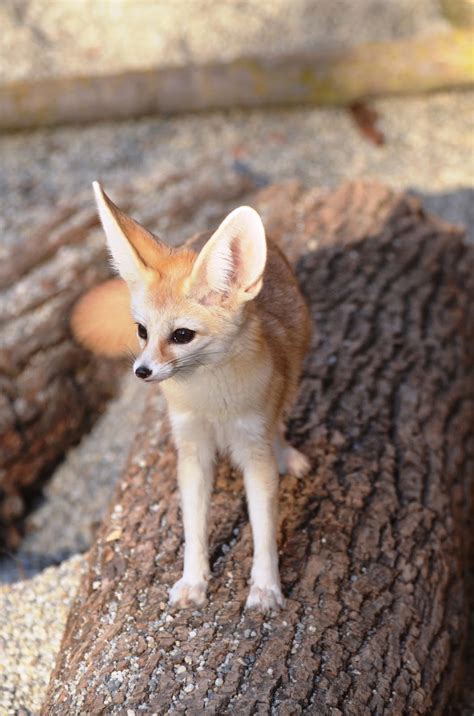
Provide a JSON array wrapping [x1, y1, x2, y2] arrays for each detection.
[[0, 163, 255, 548], [0, 31, 472, 131], [43, 181, 474, 715]]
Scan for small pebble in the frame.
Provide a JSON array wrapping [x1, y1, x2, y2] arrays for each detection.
[[215, 677, 223, 687], [184, 684, 194, 693]]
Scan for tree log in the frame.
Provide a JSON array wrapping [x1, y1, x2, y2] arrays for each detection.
[[0, 31, 472, 131], [43, 181, 473, 714], [0, 163, 255, 548], [0, 203, 118, 548]]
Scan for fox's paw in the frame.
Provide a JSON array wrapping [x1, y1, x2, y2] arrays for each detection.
[[169, 578, 208, 608], [279, 445, 310, 478], [245, 584, 285, 613]]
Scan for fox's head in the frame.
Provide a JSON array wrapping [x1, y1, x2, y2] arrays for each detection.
[[83, 182, 267, 382]]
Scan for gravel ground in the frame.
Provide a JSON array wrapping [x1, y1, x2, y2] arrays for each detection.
[[0, 555, 86, 715], [0, 0, 447, 82], [0, 90, 472, 715]]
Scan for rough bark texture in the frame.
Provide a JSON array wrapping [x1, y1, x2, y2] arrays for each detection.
[[1, 31, 472, 130], [0, 163, 256, 548], [0, 203, 119, 548], [43, 181, 474, 715]]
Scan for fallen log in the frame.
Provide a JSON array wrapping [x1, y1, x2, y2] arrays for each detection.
[[0, 203, 119, 549], [1, 31, 472, 131], [0, 163, 256, 548], [43, 181, 474, 714]]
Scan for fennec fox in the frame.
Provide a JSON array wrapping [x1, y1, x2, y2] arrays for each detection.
[[72, 182, 311, 612]]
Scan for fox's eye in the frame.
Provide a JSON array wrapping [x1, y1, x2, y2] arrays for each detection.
[[171, 328, 196, 344], [137, 323, 148, 340]]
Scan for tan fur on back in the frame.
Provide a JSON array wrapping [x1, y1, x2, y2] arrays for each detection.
[[256, 241, 311, 419]]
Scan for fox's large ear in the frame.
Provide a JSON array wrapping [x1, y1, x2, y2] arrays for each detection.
[[93, 181, 168, 285], [189, 206, 267, 304]]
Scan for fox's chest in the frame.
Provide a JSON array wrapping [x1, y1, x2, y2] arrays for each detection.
[[165, 367, 266, 416], [162, 362, 272, 451]]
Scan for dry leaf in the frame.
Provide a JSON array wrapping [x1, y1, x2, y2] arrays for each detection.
[[349, 102, 385, 146]]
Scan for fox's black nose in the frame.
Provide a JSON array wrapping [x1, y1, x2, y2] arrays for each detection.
[[135, 365, 152, 380]]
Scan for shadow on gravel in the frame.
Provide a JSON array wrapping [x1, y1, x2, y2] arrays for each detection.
[[0, 548, 77, 585], [410, 187, 474, 244]]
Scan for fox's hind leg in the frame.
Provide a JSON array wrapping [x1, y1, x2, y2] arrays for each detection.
[[274, 426, 310, 478]]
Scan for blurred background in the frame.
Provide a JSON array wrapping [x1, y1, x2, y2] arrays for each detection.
[[1, 0, 473, 244], [0, 1, 473, 714]]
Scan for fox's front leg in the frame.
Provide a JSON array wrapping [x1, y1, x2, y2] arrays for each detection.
[[169, 419, 215, 608], [232, 438, 284, 612]]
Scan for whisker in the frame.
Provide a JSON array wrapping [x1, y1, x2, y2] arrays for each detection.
[[172, 349, 232, 373], [123, 346, 138, 368]]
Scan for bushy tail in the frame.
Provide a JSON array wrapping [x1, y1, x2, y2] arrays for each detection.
[[71, 278, 139, 357]]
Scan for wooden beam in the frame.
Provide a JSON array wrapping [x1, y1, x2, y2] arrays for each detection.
[[0, 31, 472, 131]]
